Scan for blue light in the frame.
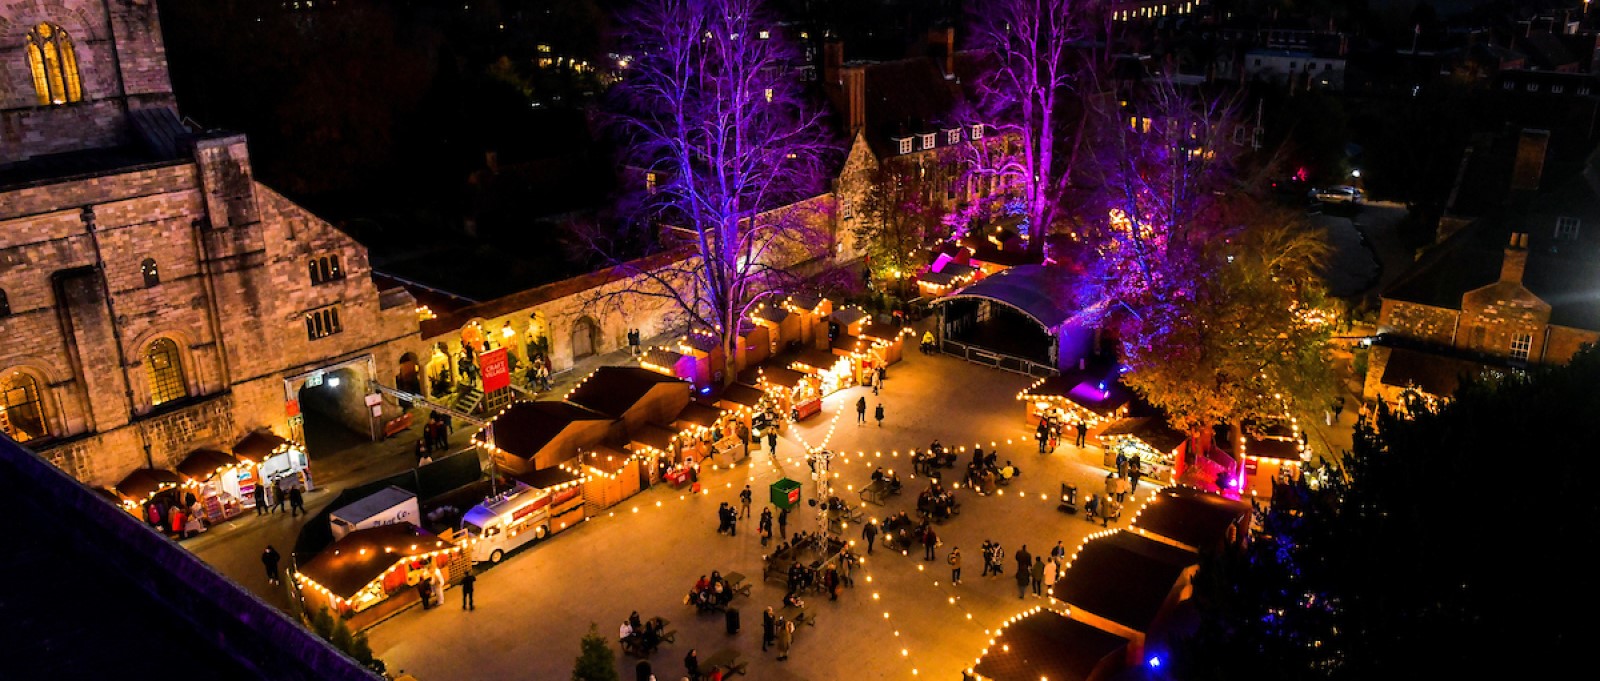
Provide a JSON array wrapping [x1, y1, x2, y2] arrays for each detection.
[[1118, 365, 1131, 374], [699, 386, 712, 394], [1148, 655, 1161, 669], [1096, 381, 1107, 391]]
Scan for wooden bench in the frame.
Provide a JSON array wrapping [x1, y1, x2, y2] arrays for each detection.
[[701, 648, 749, 677], [725, 572, 753, 597], [859, 480, 889, 505], [778, 604, 817, 627]]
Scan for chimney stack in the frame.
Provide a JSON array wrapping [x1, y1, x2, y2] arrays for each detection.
[[823, 40, 844, 85], [928, 26, 955, 78], [841, 65, 866, 133], [1511, 129, 1550, 191], [1500, 232, 1529, 283]]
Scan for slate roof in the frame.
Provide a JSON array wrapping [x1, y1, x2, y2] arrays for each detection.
[[566, 366, 687, 418], [478, 401, 612, 460], [972, 609, 1129, 681], [628, 423, 680, 453], [1378, 346, 1502, 398], [1051, 531, 1197, 632]]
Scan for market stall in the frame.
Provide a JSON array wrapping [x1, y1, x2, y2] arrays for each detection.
[[565, 366, 691, 433], [175, 448, 248, 522], [750, 303, 800, 355], [570, 445, 643, 513], [234, 430, 314, 492], [673, 401, 744, 467], [626, 422, 682, 485], [474, 401, 619, 475], [114, 467, 183, 517], [791, 346, 854, 397], [1018, 374, 1134, 430], [293, 523, 465, 630], [754, 364, 819, 421], [1129, 486, 1251, 555], [1049, 530, 1198, 654], [781, 294, 832, 349], [1097, 417, 1186, 484], [1238, 421, 1311, 501]]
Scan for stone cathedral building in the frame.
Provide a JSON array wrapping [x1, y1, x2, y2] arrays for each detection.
[[0, 0, 419, 487]]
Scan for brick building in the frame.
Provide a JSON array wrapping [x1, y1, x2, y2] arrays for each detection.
[[1364, 152, 1600, 407], [0, 0, 418, 487]]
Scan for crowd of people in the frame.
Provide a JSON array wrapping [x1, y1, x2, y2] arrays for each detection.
[[910, 440, 958, 476], [1034, 413, 1091, 452], [619, 611, 670, 656], [687, 572, 735, 612], [915, 480, 960, 522]]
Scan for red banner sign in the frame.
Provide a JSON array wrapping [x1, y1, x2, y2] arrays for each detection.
[[480, 348, 510, 392]]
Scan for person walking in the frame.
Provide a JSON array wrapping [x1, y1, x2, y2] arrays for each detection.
[[921, 330, 935, 353], [1015, 560, 1031, 599], [288, 484, 306, 518], [1104, 473, 1117, 501], [862, 520, 878, 554], [876, 365, 886, 389], [759, 507, 773, 546], [856, 396, 867, 425], [874, 403, 885, 428], [460, 569, 476, 610], [870, 370, 880, 396], [922, 527, 940, 561], [1128, 466, 1142, 498], [253, 481, 268, 516], [1084, 494, 1100, 522], [1035, 422, 1048, 453], [261, 545, 281, 586], [980, 541, 993, 576], [1030, 556, 1046, 596], [1115, 474, 1130, 503], [1015, 544, 1031, 576], [767, 429, 778, 456], [1100, 495, 1121, 527], [1050, 541, 1066, 567], [762, 607, 776, 652], [776, 616, 795, 661], [684, 649, 701, 678], [1075, 420, 1088, 447], [740, 485, 752, 519], [948, 547, 962, 585], [273, 476, 292, 513], [1043, 558, 1058, 595], [777, 506, 789, 539], [989, 542, 1005, 577]]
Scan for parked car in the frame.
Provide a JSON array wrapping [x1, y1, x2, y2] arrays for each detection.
[[1308, 185, 1364, 204]]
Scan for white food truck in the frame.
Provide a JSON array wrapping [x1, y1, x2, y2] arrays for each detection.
[[461, 482, 556, 564]]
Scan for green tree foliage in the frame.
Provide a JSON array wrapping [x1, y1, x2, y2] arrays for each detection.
[[1175, 346, 1600, 679], [572, 623, 619, 681], [855, 162, 948, 291]]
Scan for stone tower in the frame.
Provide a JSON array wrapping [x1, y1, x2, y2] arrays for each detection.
[[0, 0, 178, 164]]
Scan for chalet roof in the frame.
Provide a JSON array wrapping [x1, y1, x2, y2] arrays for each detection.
[[793, 347, 847, 372], [831, 307, 869, 326], [1051, 531, 1197, 632], [713, 383, 766, 409], [972, 609, 1129, 681], [232, 430, 291, 462], [1024, 374, 1135, 416], [940, 265, 1076, 331], [176, 449, 239, 482], [753, 305, 791, 324], [628, 423, 680, 453], [512, 466, 585, 490], [673, 401, 725, 430], [1100, 417, 1186, 454], [298, 523, 450, 599], [478, 401, 612, 460], [580, 445, 635, 475], [860, 317, 905, 342], [114, 468, 183, 501], [1132, 486, 1251, 553], [566, 366, 688, 418], [758, 365, 809, 389], [642, 347, 686, 370]]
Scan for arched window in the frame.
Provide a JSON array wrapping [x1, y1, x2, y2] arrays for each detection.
[[145, 338, 189, 406], [309, 254, 344, 285], [2, 371, 51, 443], [0, 289, 10, 317], [25, 23, 84, 106], [140, 258, 159, 287]]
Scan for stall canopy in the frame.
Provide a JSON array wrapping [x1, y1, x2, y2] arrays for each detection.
[[576, 445, 635, 478], [755, 365, 808, 389], [972, 609, 1129, 681], [793, 347, 846, 373], [830, 307, 869, 327], [1024, 374, 1135, 419], [1131, 486, 1251, 554], [939, 264, 1075, 332], [233, 430, 290, 463], [628, 423, 680, 454], [753, 306, 791, 324], [176, 448, 239, 482], [1100, 417, 1186, 454], [1051, 531, 1197, 634], [512, 465, 585, 491], [297, 523, 452, 601], [713, 384, 766, 410], [115, 468, 183, 503]]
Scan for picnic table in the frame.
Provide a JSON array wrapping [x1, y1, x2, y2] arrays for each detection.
[[724, 572, 753, 597], [619, 617, 675, 657], [859, 479, 889, 505], [778, 604, 817, 627], [701, 648, 749, 677]]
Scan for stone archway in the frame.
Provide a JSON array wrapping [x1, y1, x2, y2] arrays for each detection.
[[571, 316, 600, 360]]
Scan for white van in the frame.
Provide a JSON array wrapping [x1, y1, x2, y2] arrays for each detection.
[[461, 482, 554, 564]]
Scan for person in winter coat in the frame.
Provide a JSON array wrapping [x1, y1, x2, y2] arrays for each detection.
[[1015, 560, 1032, 599], [761, 607, 776, 651], [1030, 557, 1046, 596], [261, 545, 281, 585], [1043, 558, 1059, 594], [948, 547, 963, 584], [922, 527, 939, 561], [874, 403, 885, 427], [1104, 473, 1117, 500], [776, 617, 795, 661], [1100, 495, 1121, 526], [856, 396, 867, 424]]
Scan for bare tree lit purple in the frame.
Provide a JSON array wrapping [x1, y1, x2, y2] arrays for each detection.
[[966, 0, 1095, 256], [593, 0, 838, 379]]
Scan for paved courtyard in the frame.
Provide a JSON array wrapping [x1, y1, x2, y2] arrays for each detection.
[[367, 349, 1156, 680]]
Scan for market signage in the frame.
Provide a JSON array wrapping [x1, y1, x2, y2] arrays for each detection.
[[480, 348, 510, 392]]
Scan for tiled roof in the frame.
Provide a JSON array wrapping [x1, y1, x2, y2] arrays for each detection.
[[566, 366, 688, 418], [971, 609, 1129, 681], [1051, 531, 1197, 632]]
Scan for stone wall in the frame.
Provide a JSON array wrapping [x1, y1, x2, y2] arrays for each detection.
[[0, 0, 176, 163], [1544, 325, 1600, 364], [1378, 299, 1459, 346], [138, 393, 236, 469]]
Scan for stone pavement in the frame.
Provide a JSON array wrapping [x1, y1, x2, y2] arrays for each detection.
[[367, 349, 1155, 681]]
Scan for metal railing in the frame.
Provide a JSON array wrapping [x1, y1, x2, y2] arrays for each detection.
[[939, 339, 1059, 377]]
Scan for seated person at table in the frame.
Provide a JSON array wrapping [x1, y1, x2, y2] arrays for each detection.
[[783, 590, 805, 608], [637, 619, 660, 652], [1000, 461, 1017, 480], [620, 619, 636, 646], [883, 469, 902, 493]]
